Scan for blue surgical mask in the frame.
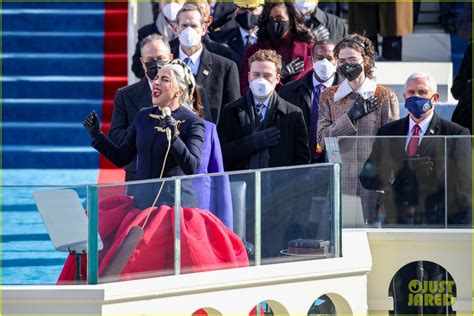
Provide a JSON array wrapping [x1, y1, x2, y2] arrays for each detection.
[[405, 96, 433, 119]]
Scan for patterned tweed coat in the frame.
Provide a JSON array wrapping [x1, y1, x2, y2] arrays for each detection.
[[317, 82, 399, 224]]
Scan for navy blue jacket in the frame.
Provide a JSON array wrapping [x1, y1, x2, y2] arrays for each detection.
[[94, 106, 205, 180]]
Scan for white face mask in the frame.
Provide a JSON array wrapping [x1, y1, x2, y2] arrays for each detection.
[[179, 26, 201, 48], [249, 77, 274, 99], [162, 2, 184, 22], [313, 58, 336, 82], [295, 2, 317, 15]]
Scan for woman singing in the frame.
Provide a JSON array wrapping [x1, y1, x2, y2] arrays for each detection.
[[83, 61, 205, 208]]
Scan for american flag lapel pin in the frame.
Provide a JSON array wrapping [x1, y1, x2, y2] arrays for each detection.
[[203, 69, 209, 76]]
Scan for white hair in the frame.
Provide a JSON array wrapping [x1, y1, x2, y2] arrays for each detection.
[[405, 72, 437, 93]]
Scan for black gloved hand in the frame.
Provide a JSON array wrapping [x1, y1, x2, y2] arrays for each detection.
[[82, 110, 102, 140], [392, 164, 419, 207], [405, 156, 434, 178], [253, 127, 280, 150], [347, 95, 379, 123], [160, 115, 179, 142], [281, 58, 305, 80]]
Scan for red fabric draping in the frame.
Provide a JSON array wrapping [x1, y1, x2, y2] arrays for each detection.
[[57, 195, 248, 283]]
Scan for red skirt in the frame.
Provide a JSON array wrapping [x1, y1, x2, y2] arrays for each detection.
[[57, 195, 249, 283]]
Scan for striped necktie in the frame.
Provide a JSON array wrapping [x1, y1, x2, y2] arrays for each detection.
[[255, 103, 265, 122]]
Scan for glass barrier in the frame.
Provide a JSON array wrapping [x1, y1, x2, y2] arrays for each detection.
[[325, 136, 472, 229], [3, 164, 340, 285], [2, 185, 88, 285], [91, 164, 341, 284]]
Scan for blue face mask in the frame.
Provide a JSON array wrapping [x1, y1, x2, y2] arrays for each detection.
[[405, 96, 433, 119]]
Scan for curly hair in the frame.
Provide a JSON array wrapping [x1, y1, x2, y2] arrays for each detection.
[[334, 34, 377, 80], [191, 86, 204, 118], [248, 49, 283, 74], [256, 2, 313, 44]]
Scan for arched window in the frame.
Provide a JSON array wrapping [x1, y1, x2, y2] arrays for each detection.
[[389, 260, 456, 315]]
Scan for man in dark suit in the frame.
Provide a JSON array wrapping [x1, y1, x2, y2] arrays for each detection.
[[208, 0, 237, 32], [359, 73, 471, 227], [451, 42, 472, 133], [172, 3, 240, 124], [295, 0, 347, 42], [218, 49, 309, 171], [218, 49, 310, 258], [109, 34, 210, 181], [212, 1, 263, 67], [279, 40, 342, 162], [186, 1, 240, 65], [131, 2, 184, 78]]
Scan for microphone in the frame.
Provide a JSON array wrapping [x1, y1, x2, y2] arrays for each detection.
[[162, 107, 172, 142]]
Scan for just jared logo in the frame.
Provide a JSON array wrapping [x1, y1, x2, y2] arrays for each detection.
[[407, 280, 455, 307]]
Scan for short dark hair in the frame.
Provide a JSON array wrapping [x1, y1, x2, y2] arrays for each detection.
[[139, 34, 171, 56], [175, 3, 206, 25], [312, 39, 336, 56]]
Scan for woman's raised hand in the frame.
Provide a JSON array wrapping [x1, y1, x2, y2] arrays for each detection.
[[83, 110, 102, 139]]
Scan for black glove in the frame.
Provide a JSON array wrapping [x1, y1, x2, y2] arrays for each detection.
[[82, 110, 102, 140], [405, 157, 434, 178], [392, 164, 419, 208], [160, 115, 179, 141], [281, 58, 305, 80], [253, 127, 280, 150], [347, 95, 379, 123]]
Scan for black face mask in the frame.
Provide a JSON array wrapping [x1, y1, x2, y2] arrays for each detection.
[[266, 20, 290, 40], [337, 63, 363, 82], [145, 59, 167, 80], [236, 12, 259, 30]]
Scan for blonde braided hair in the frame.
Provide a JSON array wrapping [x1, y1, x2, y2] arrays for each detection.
[[159, 59, 196, 111], [167, 59, 196, 112]]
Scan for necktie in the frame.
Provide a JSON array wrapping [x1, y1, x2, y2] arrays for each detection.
[[183, 57, 191, 66], [245, 35, 251, 48], [406, 124, 421, 157], [255, 103, 265, 122], [309, 84, 325, 160]]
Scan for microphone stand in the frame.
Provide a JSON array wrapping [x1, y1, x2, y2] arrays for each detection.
[[68, 247, 86, 284]]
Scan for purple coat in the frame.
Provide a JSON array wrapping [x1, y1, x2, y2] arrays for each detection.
[[193, 121, 233, 229]]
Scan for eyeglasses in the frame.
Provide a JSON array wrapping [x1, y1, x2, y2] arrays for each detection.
[[337, 57, 363, 65]]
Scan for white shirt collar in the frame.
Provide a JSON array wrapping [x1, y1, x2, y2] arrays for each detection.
[[179, 45, 203, 65], [239, 27, 258, 41], [408, 111, 434, 137], [253, 97, 271, 108], [312, 73, 335, 89], [334, 78, 377, 102], [147, 79, 153, 92]]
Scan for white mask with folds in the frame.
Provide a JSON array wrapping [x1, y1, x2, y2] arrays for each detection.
[[249, 78, 274, 98], [313, 58, 336, 81], [295, 2, 317, 15], [179, 26, 201, 48]]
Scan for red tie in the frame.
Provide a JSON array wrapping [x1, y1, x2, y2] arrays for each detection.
[[406, 124, 421, 157]]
